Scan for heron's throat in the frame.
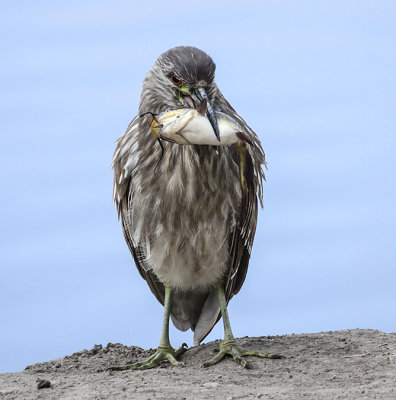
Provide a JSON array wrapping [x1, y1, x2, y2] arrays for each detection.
[[179, 92, 195, 108], [176, 84, 201, 109]]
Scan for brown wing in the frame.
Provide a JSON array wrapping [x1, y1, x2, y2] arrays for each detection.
[[213, 88, 265, 304], [224, 143, 258, 303], [112, 116, 166, 306]]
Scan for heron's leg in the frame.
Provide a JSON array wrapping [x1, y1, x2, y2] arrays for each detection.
[[202, 286, 283, 368], [109, 285, 187, 371]]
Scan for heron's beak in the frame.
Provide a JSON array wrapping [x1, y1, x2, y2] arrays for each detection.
[[190, 87, 220, 142]]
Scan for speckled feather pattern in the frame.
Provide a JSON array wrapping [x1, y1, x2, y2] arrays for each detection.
[[112, 47, 266, 342]]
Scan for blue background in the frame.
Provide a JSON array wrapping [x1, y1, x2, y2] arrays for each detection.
[[1, 1, 395, 373]]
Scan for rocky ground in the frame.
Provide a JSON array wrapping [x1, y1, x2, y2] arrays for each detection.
[[0, 329, 395, 399]]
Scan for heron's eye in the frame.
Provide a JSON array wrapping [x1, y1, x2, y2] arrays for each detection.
[[170, 74, 182, 86]]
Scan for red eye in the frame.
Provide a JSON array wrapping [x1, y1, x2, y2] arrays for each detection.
[[170, 74, 182, 86]]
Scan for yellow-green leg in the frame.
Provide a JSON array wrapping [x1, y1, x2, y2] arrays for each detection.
[[109, 285, 187, 371], [203, 286, 283, 368]]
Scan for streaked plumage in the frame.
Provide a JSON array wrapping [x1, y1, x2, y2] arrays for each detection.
[[112, 46, 266, 347]]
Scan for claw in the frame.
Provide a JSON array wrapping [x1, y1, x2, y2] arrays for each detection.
[[108, 344, 188, 371], [202, 340, 283, 368]]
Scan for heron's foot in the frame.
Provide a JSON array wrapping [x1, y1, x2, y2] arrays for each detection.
[[108, 343, 188, 371], [202, 339, 283, 368]]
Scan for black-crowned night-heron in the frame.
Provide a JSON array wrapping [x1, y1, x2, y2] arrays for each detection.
[[112, 46, 280, 369]]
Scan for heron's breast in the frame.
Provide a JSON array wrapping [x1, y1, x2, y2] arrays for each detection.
[[130, 145, 241, 289]]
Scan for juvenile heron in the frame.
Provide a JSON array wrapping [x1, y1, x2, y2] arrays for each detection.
[[112, 46, 279, 369]]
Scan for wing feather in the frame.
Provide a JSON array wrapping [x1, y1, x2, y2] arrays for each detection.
[[112, 116, 166, 306], [213, 88, 265, 304], [224, 145, 258, 303]]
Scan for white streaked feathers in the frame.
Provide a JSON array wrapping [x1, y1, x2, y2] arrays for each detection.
[[117, 125, 241, 290], [112, 46, 266, 341]]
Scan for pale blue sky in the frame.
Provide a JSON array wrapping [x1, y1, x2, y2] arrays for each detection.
[[1, 1, 395, 373]]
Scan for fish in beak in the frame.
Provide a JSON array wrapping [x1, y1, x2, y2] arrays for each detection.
[[147, 99, 252, 148], [190, 87, 221, 142]]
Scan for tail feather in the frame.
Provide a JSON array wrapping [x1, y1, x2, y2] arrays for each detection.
[[193, 289, 220, 345], [171, 290, 208, 332], [170, 288, 220, 345]]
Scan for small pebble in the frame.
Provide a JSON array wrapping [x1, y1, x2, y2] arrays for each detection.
[[37, 379, 51, 389]]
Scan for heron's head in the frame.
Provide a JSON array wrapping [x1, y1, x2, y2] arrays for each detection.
[[140, 46, 220, 141]]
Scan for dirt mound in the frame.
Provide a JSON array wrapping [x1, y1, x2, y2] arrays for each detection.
[[1, 329, 395, 399]]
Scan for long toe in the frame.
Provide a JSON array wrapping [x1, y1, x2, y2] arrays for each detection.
[[108, 344, 188, 371], [203, 340, 283, 368]]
